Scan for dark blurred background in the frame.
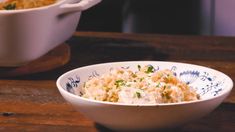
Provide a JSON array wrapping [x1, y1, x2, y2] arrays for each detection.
[[77, 0, 235, 36], [77, 0, 124, 33]]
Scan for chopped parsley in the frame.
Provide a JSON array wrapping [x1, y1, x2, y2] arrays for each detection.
[[163, 85, 166, 90], [136, 92, 141, 98], [139, 77, 144, 82], [115, 79, 125, 88], [137, 65, 141, 71], [145, 65, 155, 73], [156, 82, 160, 88], [4, 3, 16, 10]]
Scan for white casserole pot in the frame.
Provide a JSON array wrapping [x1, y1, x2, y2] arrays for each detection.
[[0, 0, 101, 67]]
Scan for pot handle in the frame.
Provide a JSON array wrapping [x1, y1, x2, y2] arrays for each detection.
[[59, 0, 101, 14]]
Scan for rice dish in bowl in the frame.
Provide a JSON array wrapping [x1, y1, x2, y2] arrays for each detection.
[[0, 0, 56, 10], [81, 65, 199, 104], [56, 61, 233, 131]]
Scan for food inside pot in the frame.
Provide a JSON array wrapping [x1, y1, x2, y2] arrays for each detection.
[[0, 0, 56, 10], [80, 65, 200, 104]]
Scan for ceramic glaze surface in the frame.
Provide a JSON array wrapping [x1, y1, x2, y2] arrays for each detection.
[[0, 0, 101, 66]]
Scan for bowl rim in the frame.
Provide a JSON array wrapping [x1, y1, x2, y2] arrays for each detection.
[[0, 0, 65, 13], [56, 61, 234, 106]]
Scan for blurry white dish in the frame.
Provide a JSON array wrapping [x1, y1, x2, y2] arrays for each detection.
[[56, 61, 233, 131], [0, 0, 101, 66]]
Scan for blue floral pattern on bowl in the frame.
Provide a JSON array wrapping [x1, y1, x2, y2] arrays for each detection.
[[64, 64, 227, 99]]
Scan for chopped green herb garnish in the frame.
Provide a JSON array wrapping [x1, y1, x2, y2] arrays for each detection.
[[137, 65, 141, 71], [136, 92, 141, 98], [163, 85, 166, 90], [139, 77, 144, 82], [156, 82, 160, 88], [4, 3, 16, 10], [115, 79, 125, 88], [145, 65, 155, 73], [126, 84, 131, 87]]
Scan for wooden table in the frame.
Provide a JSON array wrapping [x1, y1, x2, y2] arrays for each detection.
[[0, 32, 234, 132]]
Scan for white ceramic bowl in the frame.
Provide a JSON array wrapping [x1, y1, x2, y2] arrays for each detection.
[[0, 0, 101, 66], [56, 61, 233, 131]]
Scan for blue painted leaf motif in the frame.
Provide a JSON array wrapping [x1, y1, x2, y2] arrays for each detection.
[[170, 66, 177, 76], [200, 72, 213, 81], [197, 70, 225, 96], [66, 83, 73, 92], [211, 81, 224, 96], [154, 65, 160, 71], [179, 70, 200, 84], [65, 76, 80, 93], [121, 66, 130, 69], [199, 81, 224, 96], [213, 88, 222, 96], [199, 82, 213, 96], [88, 70, 100, 79], [208, 77, 212, 81]]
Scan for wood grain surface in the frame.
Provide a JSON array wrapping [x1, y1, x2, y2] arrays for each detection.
[[0, 44, 70, 78], [0, 32, 234, 132]]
